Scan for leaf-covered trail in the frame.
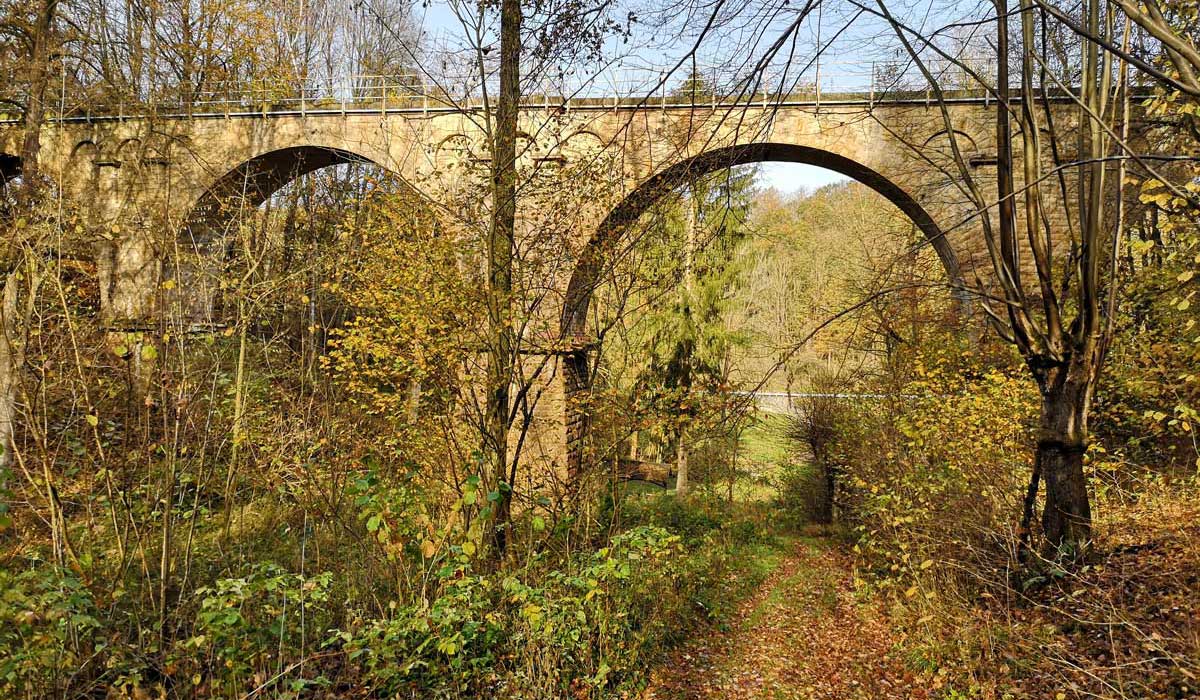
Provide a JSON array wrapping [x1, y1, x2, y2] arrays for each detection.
[[640, 538, 927, 700]]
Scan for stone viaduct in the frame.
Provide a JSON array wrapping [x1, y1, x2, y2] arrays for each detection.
[[0, 89, 1052, 481]]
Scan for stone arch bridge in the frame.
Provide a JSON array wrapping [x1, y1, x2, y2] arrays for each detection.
[[0, 88, 1072, 479]]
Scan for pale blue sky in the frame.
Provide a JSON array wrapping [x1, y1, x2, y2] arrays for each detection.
[[758, 162, 849, 193]]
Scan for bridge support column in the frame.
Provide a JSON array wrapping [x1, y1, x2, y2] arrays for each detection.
[[99, 229, 159, 324], [89, 157, 165, 327], [562, 347, 591, 484], [88, 157, 168, 394]]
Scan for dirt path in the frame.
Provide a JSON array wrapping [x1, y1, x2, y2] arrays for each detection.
[[640, 538, 927, 700]]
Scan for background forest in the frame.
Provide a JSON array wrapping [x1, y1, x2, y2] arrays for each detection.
[[1, 0, 1199, 698]]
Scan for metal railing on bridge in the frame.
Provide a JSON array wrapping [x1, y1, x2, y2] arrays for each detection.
[[20, 58, 1016, 120], [732, 390, 913, 415]]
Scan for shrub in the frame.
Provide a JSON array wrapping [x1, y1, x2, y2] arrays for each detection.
[[0, 566, 101, 699], [176, 563, 335, 695], [774, 459, 830, 527], [826, 331, 1037, 583], [618, 491, 772, 546], [344, 525, 685, 698]]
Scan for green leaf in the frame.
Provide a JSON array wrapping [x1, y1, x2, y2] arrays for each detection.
[[85, 414, 99, 427], [141, 344, 158, 361], [366, 515, 381, 532]]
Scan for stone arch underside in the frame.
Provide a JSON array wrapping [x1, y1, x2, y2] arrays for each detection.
[[560, 141, 964, 339], [171, 144, 388, 321], [181, 145, 380, 252]]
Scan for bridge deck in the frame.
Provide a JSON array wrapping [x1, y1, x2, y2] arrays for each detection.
[[0, 88, 1110, 125]]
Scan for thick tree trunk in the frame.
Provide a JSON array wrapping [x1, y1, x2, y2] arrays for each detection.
[[0, 273, 20, 471], [816, 462, 835, 525], [1, 0, 58, 470], [674, 186, 697, 501], [1034, 367, 1093, 553]]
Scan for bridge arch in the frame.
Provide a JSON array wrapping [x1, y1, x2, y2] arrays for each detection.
[[171, 144, 397, 321], [560, 141, 963, 338], [181, 144, 387, 249]]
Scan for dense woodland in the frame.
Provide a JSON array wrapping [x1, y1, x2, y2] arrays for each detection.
[[1, 0, 1199, 697]]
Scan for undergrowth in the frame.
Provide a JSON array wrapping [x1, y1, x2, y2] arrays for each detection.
[[0, 491, 790, 699]]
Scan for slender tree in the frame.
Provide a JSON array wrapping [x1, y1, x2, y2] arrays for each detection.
[[484, 0, 521, 554]]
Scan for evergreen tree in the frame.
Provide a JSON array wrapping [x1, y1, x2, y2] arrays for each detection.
[[631, 165, 755, 494]]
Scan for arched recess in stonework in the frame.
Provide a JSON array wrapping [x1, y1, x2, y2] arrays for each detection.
[[555, 142, 965, 476], [922, 129, 979, 155], [1, 152, 22, 199], [0, 153, 19, 184], [172, 144, 395, 322], [62, 141, 99, 200]]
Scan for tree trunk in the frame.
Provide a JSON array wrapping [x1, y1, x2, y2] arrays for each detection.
[[18, 0, 58, 190], [1, 0, 58, 470], [0, 273, 20, 472], [485, 0, 521, 556], [675, 186, 696, 501], [1035, 366, 1093, 552], [675, 428, 689, 497], [817, 462, 835, 525]]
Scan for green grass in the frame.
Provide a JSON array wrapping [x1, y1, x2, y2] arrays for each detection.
[[738, 412, 796, 479], [745, 537, 837, 628], [739, 413, 793, 468]]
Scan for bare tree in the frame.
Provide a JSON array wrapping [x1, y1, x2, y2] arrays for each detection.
[[865, 0, 1200, 553]]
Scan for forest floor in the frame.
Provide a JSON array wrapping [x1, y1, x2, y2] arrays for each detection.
[[639, 536, 929, 700]]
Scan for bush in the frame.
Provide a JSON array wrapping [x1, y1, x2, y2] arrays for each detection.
[[175, 563, 336, 696], [343, 525, 685, 698], [822, 328, 1037, 583], [774, 459, 830, 527], [0, 567, 101, 699], [618, 491, 773, 547]]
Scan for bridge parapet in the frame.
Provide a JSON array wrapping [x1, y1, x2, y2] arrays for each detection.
[[0, 58, 1005, 122]]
